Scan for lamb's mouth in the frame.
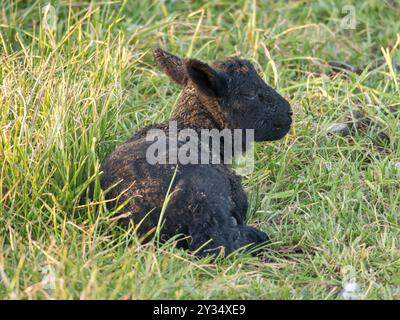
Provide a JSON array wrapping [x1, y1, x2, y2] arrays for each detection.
[[273, 123, 291, 134], [260, 119, 291, 132], [273, 124, 287, 131], [273, 119, 292, 131]]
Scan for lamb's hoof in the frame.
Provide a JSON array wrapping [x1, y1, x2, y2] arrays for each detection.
[[238, 226, 269, 256]]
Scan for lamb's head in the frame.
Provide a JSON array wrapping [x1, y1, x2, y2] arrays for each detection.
[[154, 48, 292, 141]]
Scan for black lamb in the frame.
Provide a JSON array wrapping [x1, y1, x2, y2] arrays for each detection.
[[98, 48, 292, 256]]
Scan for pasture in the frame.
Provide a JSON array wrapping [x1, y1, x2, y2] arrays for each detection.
[[0, 0, 399, 299]]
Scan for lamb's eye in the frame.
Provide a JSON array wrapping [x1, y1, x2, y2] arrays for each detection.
[[242, 93, 257, 100]]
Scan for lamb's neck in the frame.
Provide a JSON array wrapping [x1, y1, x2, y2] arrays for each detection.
[[171, 86, 229, 131]]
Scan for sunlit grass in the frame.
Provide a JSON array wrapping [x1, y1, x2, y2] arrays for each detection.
[[0, 0, 399, 299]]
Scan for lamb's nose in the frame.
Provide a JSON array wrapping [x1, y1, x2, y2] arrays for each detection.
[[288, 110, 293, 117]]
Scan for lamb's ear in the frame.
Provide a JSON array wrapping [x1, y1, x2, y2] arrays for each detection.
[[153, 48, 187, 86], [185, 59, 225, 98]]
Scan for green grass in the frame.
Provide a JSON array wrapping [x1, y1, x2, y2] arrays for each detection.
[[0, 0, 399, 299]]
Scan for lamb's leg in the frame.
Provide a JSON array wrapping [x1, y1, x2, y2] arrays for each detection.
[[188, 223, 269, 257], [165, 171, 269, 256]]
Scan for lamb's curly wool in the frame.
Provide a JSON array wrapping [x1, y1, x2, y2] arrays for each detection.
[[99, 48, 292, 256]]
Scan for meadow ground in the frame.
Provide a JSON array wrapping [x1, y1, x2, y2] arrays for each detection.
[[0, 0, 399, 299]]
